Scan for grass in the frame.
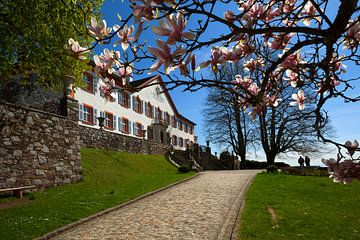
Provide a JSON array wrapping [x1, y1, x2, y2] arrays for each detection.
[[239, 173, 360, 240], [0, 148, 195, 240]]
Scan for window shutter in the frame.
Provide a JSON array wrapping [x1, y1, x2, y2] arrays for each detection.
[[79, 104, 83, 121], [141, 100, 144, 114], [93, 109, 97, 125], [132, 122, 135, 135], [113, 115, 116, 129], [118, 117, 121, 131], [132, 96, 136, 111], [118, 90, 122, 105], [93, 76, 97, 93], [127, 93, 131, 109], [128, 120, 132, 134]]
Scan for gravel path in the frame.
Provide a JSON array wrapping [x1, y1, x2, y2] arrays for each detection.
[[51, 170, 261, 240]]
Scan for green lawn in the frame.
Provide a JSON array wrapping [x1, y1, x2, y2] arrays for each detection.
[[239, 173, 360, 240], [0, 148, 195, 240]]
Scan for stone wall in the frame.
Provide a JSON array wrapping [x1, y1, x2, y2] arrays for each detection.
[[79, 125, 169, 155], [0, 98, 82, 189]]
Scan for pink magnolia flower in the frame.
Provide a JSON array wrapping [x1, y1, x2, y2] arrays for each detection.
[[248, 82, 260, 96], [284, 69, 300, 87], [244, 58, 265, 72], [325, 159, 360, 184], [343, 20, 360, 49], [301, 1, 320, 26], [93, 48, 120, 74], [316, 76, 341, 94], [281, 0, 297, 14], [88, 17, 112, 40], [279, 50, 304, 69], [267, 33, 294, 50], [175, 54, 197, 76], [224, 10, 237, 22], [236, 0, 254, 12], [67, 38, 88, 60], [267, 95, 282, 107], [232, 75, 253, 89], [290, 89, 306, 110], [115, 64, 133, 85], [133, 0, 155, 23], [113, 24, 135, 50], [345, 140, 359, 157], [151, 12, 195, 45], [99, 77, 117, 102], [329, 54, 347, 73], [199, 47, 226, 72], [148, 39, 186, 74]]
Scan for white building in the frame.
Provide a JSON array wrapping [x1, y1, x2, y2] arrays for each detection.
[[75, 73, 196, 150]]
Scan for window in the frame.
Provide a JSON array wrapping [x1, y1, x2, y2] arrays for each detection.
[[172, 135, 177, 146], [119, 91, 130, 108], [189, 126, 193, 135], [83, 72, 94, 93], [157, 107, 162, 121], [179, 137, 183, 147], [178, 120, 183, 131], [172, 116, 177, 128], [184, 123, 188, 133], [104, 112, 114, 129], [133, 96, 143, 113], [82, 104, 94, 124], [146, 102, 153, 118], [134, 122, 143, 137], [120, 118, 129, 133], [164, 112, 170, 125]]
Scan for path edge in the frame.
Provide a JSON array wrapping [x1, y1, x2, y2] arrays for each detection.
[[35, 172, 199, 240]]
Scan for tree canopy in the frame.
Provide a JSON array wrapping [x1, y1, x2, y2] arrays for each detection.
[[0, 0, 104, 87]]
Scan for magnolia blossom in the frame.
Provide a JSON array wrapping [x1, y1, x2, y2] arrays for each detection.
[[345, 140, 359, 157], [113, 24, 135, 50], [175, 54, 196, 76], [301, 1, 320, 26], [199, 46, 227, 72], [88, 17, 112, 40], [224, 10, 237, 22], [267, 33, 294, 50], [244, 58, 264, 72], [322, 158, 360, 184], [329, 54, 347, 73], [267, 95, 282, 107], [279, 50, 304, 69], [148, 39, 186, 74], [284, 69, 301, 87], [281, 0, 297, 14], [67, 38, 88, 60], [99, 77, 117, 102], [316, 76, 341, 94], [290, 89, 306, 110], [116, 64, 133, 85], [152, 12, 195, 45], [133, 0, 155, 23], [93, 48, 120, 74], [232, 75, 253, 90], [343, 20, 360, 49]]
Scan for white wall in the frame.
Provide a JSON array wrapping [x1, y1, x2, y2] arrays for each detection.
[[74, 75, 195, 150]]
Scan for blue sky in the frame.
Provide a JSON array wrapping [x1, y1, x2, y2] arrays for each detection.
[[98, 1, 360, 165]]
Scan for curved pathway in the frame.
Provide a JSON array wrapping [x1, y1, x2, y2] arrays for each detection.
[[51, 170, 261, 240]]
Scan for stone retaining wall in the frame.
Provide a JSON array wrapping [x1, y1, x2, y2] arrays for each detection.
[[79, 125, 169, 155], [0, 99, 82, 189]]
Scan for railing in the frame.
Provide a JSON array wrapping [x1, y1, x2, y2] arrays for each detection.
[[0, 82, 66, 116], [151, 118, 169, 126]]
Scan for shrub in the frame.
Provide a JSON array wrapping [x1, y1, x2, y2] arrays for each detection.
[[266, 165, 279, 173], [178, 164, 191, 173]]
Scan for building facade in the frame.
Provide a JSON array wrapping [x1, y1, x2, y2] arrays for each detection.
[[75, 73, 196, 150]]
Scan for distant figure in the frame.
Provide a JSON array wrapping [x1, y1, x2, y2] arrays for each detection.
[[305, 156, 311, 167], [298, 156, 305, 168]]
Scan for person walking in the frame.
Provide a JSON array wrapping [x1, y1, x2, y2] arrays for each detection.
[[305, 156, 311, 167]]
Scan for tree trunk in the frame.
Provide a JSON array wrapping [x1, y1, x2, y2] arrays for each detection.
[[266, 152, 276, 166]]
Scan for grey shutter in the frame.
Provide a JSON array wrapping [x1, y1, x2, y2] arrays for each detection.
[[128, 120, 132, 134], [118, 117, 122, 131], [132, 96, 136, 111], [79, 104, 83, 121], [141, 100, 144, 114], [113, 115, 116, 129], [118, 90, 122, 105], [127, 93, 131, 109], [133, 122, 136, 135], [93, 109, 97, 125], [93, 76, 97, 93]]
